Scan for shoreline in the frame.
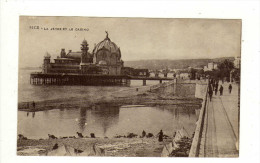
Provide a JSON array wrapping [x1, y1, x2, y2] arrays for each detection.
[[17, 83, 201, 157], [18, 85, 202, 112]]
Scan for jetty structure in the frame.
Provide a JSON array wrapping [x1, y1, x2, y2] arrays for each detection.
[[30, 31, 173, 86]]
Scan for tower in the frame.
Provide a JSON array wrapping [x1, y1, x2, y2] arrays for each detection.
[[43, 52, 51, 73], [81, 39, 92, 63], [60, 48, 66, 58]]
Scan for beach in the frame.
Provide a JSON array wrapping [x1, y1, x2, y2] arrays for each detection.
[[17, 137, 175, 157]]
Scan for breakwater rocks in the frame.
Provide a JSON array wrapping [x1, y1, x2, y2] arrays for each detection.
[[169, 136, 192, 157], [17, 137, 173, 157]]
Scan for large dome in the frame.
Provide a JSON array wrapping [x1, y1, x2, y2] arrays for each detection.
[[93, 32, 120, 55]]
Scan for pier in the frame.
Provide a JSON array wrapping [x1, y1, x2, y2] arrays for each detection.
[[30, 73, 174, 86], [30, 73, 131, 86]]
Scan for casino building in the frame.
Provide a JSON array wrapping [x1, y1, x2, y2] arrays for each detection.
[[43, 32, 124, 75]]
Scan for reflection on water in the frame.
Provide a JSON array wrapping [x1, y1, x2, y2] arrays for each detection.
[[26, 112, 35, 118], [89, 105, 120, 136], [18, 104, 200, 139]]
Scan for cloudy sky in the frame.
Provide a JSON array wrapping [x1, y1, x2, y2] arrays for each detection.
[[19, 16, 241, 68]]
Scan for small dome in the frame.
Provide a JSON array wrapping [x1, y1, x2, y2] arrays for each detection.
[[81, 39, 88, 45], [93, 32, 120, 54]]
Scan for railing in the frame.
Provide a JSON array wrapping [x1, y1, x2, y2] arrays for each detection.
[[150, 80, 175, 91], [189, 84, 208, 157]]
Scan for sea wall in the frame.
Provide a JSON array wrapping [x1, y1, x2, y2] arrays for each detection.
[[150, 79, 207, 98], [175, 83, 196, 97], [195, 83, 208, 99], [150, 80, 175, 94], [189, 85, 208, 157]]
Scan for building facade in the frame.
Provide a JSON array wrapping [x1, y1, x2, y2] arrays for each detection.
[[42, 32, 124, 75], [233, 56, 241, 69], [203, 62, 218, 71]]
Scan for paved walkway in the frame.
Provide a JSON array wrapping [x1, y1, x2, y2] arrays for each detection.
[[202, 82, 239, 157]]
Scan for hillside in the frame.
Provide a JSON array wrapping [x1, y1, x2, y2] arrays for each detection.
[[124, 57, 235, 70]]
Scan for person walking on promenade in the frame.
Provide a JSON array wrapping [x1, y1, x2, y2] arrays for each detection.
[[214, 86, 218, 96], [215, 82, 218, 89], [215, 79, 218, 88], [210, 79, 214, 85], [208, 85, 213, 101], [215, 82, 219, 95], [228, 84, 233, 94], [219, 85, 224, 96], [212, 81, 215, 90]]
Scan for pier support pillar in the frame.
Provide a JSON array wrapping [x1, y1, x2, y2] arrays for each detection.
[[173, 79, 177, 96], [143, 80, 146, 86], [160, 80, 162, 84]]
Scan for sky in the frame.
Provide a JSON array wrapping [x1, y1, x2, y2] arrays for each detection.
[[19, 16, 241, 68]]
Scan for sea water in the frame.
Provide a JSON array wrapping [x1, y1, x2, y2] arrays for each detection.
[[18, 68, 199, 139]]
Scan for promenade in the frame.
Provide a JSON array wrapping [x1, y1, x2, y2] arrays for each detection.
[[200, 82, 239, 157]]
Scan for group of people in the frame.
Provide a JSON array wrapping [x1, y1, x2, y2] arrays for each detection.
[[208, 78, 233, 101], [142, 129, 164, 142], [25, 101, 36, 109]]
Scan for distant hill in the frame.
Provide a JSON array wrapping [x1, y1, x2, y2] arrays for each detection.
[[124, 57, 235, 70]]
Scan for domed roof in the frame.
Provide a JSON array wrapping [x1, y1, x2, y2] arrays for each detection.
[[93, 32, 120, 54]]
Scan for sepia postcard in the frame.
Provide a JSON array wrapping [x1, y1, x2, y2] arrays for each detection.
[[16, 16, 241, 157]]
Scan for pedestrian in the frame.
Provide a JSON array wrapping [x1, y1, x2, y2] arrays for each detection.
[[219, 85, 224, 96], [212, 82, 215, 90], [228, 84, 232, 94], [158, 130, 164, 142], [32, 101, 35, 109], [215, 87, 218, 95], [142, 130, 146, 138], [210, 79, 213, 85], [215, 82, 219, 90], [215, 82, 219, 95], [208, 85, 213, 101]]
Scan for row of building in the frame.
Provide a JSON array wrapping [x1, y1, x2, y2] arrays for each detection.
[[41, 31, 240, 79]]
